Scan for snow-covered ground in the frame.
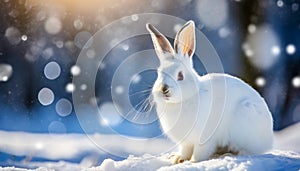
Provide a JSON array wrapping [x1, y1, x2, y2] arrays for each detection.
[[95, 150, 300, 171], [1, 123, 300, 171]]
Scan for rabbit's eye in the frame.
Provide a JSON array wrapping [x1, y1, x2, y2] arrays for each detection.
[[177, 71, 184, 81]]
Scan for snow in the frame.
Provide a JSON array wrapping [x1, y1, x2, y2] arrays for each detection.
[[274, 122, 300, 152], [80, 84, 87, 91], [271, 45, 281, 56], [21, 35, 28, 41], [292, 3, 299, 11], [4, 27, 21, 45], [42, 48, 54, 59], [2, 151, 300, 171], [65, 83, 76, 93], [90, 151, 300, 171], [47, 121, 67, 134], [1, 123, 300, 171], [247, 24, 256, 34], [218, 27, 230, 38], [86, 49, 96, 58], [277, 0, 284, 8], [74, 19, 84, 30], [0, 167, 52, 171], [98, 102, 123, 126], [114, 86, 124, 94], [130, 14, 139, 21], [44, 17, 62, 35], [74, 31, 93, 49], [44, 62, 61, 80], [55, 98, 73, 117], [38, 88, 55, 106], [244, 25, 280, 70], [0, 63, 13, 82], [292, 77, 300, 88], [255, 77, 266, 87], [286, 44, 296, 55], [70, 65, 81, 76], [196, 0, 228, 29], [97, 155, 171, 171]]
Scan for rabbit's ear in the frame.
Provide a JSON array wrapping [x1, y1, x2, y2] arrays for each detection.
[[174, 20, 195, 58], [146, 23, 174, 59]]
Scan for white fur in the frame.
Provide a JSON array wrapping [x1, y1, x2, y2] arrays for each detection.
[[146, 21, 273, 163]]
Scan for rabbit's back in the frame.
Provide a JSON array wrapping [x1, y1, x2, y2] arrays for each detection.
[[199, 73, 273, 154]]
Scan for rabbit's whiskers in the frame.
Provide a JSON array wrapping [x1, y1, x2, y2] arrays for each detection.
[[124, 87, 155, 122]]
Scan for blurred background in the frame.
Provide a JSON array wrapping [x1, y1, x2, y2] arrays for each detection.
[[0, 0, 300, 168]]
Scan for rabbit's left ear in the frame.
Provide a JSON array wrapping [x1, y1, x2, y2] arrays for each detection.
[[146, 23, 174, 60], [174, 21, 195, 58]]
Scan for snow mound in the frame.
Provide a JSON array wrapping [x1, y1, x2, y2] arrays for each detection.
[[91, 150, 300, 171], [92, 154, 171, 171]]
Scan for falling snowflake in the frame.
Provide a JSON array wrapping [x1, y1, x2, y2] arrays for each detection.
[[89, 97, 99, 105], [48, 121, 66, 134], [255, 77, 266, 87], [44, 62, 61, 80], [70, 65, 81, 76], [248, 24, 256, 34], [99, 62, 106, 70], [86, 49, 96, 58], [56, 98, 73, 117], [5, 27, 21, 45], [115, 86, 124, 94], [196, 0, 228, 29], [131, 14, 139, 21], [286, 44, 296, 55], [277, 0, 284, 7], [74, 31, 93, 49], [292, 77, 300, 88], [0, 63, 13, 82], [55, 41, 64, 48], [44, 17, 62, 35], [38, 87, 54, 106], [173, 23, 182, 33], [244, 25, 280, 70], [98, 102, 123, 126], [66, 83, 75, 93], [121, 44, 129, 51], [73, 19, 84, 30], [131, 74, 141, 84], [80, 84, 87, 90], [292, 3, 299, 11], [100, 118, 109, 126], [109, 38, 119, 48], [36, 11, 46, 21], [21, 35, 27, 41], [271, 46, 281, 56], [42, 47, 54, 59], [242, 43, 254, 57], [218, 27, 230, 38]]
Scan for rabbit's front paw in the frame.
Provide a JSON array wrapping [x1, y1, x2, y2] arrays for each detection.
[[168, 153, 187, 164]]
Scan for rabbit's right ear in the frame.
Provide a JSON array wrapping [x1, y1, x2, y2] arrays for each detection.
[[146, 23, 174, 60], [174, 21, 195, 58]]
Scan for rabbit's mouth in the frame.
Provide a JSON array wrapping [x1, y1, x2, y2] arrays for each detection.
[[163, 93, 170, 100]]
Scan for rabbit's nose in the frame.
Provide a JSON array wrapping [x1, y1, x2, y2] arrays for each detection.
[[161, 84, 169, 94]]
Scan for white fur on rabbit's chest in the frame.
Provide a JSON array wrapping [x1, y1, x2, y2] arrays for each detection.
[[156, 96, 210, 143]]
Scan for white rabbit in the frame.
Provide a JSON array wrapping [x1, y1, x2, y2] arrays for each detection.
[[146, 21, 273, 164]]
